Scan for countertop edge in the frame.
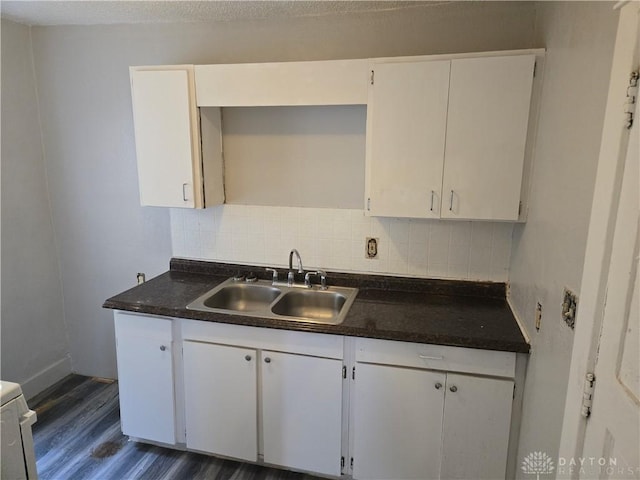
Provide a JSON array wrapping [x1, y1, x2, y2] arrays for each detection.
[[102, 300, 530, 354]]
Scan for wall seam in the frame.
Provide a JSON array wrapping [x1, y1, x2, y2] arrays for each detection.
[[28, 25, 74, 371]]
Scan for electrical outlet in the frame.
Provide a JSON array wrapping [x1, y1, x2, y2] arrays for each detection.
[[562, 288, 578, 329], [366, 237, 379, 259], [535, 302, 542, 332]]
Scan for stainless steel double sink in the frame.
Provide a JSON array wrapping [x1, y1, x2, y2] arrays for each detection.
[[186, 277, 358, 325]]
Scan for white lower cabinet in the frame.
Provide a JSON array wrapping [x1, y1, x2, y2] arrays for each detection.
[[182, 341, 258, 461], [350, 338, 516, 480], [352, 364, 446, 480], [113, 313, 519, 480], [179, 320, 345, 476], [261, 351, 343, 476], [181, 343, 343, 476], [440, 373, 514, 480], [114, 312, 176, 445]]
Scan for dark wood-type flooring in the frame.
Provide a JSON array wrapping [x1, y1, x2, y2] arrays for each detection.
[[29, 375, 323, 480]]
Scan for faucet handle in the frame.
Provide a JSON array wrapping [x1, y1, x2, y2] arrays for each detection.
[[265, 268, 278, 284], [304, 270, 328, 289], [317, 270, 328, 290], [304, 271, 318, 288]]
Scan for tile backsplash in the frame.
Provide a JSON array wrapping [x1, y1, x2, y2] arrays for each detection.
[[171, 205, 513, 282]]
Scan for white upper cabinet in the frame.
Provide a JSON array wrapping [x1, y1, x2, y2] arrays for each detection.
[[366, 60, 450, 218], [130, 66, 224, 209], [195, 60, 369, 106], [441, 55, 536, 220], [365, 53, 537, 221], [129, 51, 539, 215]]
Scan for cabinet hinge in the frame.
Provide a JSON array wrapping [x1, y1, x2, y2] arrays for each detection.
[[351, 457, 354, 469], [367, 198, 371, 211], [370, 70, 375, 85], [625, 71, 638, 129], [533, 61, 537, 78], [518, 201, 523, 216], [341, 456, 345, 471], [513, 384, 516, 399], [342, 365, 347, 379], [352, 366, 356, 380], [581, 373, 595, 418]]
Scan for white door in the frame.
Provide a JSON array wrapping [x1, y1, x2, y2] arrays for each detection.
[[441, 373, 514, 480], [130, 68, 198, 208], [581, 97, 639, 476], [261, 351, 343, 476], [558, 4, 640, 476], [441, 55, 535, 220], [366, 60, 450, 218], [182, 341, 258, 462], [114, 314, 176, 445], [351, 363, 446, 480]]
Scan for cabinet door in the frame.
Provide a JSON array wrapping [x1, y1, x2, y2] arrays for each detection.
[[441, 55, 535, 220], [183, 341, 258, 461], [261, 351, 343, 476], [352, 363, 446, 480], [366, 60, 450, 218], [441, 374, 514, 479], [130, 68, 201, 208], [114, 314, 175, 444]]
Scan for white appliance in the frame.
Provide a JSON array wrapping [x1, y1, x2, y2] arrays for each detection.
[[1, 381, 38, 479]]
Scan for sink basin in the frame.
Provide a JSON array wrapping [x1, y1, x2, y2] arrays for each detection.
[[271, 290, 346, 323], [186, 277, 358, 325], [203, 284, 281, 311]]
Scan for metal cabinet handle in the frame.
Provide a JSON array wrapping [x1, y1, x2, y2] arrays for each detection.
[[264, 357, 271, 363], [449, 190, 454, 212], [182, 183, 188, 201], [245, 355, 252, 362], [159, 345, 167, 351], [418, 355, 443, 361], [435, 382, 443, 390], [450, 385, 458, 393], [430, 190, 435, 212]]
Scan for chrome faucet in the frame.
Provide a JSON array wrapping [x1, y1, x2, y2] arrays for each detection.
[[288, 249, 304, 286]]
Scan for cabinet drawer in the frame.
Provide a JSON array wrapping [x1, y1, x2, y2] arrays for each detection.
[[354, 337, 515, 378], [181, 319, 343, 360], [114, 311, 172, 342]]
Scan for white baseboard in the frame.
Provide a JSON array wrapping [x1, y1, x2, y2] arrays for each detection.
[[21, 355, 73, 401]]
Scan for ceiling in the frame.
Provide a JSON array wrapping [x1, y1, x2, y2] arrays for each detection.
[[0, 1, 449, 26]]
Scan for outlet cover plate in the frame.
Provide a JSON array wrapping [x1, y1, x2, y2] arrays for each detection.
[[366, 237, 379, 259]]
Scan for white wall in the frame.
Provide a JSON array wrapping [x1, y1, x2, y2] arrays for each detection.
[[28, 27, 174, 380], [25, 2, 536, 380], [1, 19, 71, 398], [508, 3, 619, 471], [222, 106, 366, 209]]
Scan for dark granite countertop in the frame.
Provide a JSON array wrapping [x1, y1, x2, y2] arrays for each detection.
[[103, 258, 529, 353]]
